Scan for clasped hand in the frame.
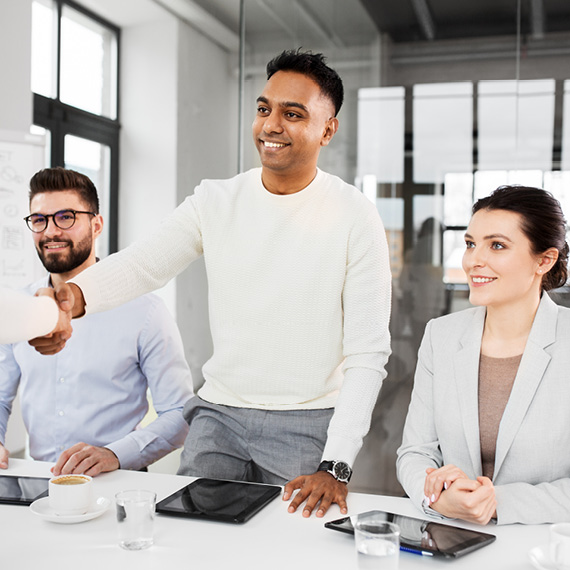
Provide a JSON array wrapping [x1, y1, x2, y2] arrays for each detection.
[[424, 464, 497, 525]]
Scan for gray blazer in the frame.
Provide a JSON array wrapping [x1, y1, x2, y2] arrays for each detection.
[[396, 293, 570, 524]]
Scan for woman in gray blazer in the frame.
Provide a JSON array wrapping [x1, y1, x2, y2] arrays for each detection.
[[397, 185, 570, 525]]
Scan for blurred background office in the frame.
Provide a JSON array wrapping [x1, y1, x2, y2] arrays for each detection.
[[1, 0, 570, 492]]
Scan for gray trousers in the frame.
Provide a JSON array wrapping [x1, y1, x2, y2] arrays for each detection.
[[177, 397, 334, 485]]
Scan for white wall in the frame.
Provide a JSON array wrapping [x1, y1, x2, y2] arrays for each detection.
[[175, 21, 237, 387], [119, 15, 179, 312], [0, 0, 32, 132]]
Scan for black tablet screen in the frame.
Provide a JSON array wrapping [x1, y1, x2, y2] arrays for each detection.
[[0, 474, 49, 505], [325, 510, 496, 558], [156, 478, 281, 524]]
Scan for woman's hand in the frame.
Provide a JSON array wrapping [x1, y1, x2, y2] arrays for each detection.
[[424, 464, 469, 505], [431, 476, 497, 525]]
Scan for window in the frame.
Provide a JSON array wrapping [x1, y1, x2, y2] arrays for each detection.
[[31, 0, 120, 256]]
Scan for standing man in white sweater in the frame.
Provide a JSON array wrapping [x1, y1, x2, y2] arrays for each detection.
[[30, 49, 392, 518]]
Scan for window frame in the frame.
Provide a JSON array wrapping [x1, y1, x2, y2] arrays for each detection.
[[32, 0, 120, 253]]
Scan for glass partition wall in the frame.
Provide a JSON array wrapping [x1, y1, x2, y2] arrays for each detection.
[[238, 0, 570, 495]]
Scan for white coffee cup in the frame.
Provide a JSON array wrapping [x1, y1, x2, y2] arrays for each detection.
[[49, 474, 93, 516], [551, 523, 570, 569]]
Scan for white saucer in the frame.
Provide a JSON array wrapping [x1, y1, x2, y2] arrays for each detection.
[[529, 545, 561, 570], [30, 496, 111, 524]]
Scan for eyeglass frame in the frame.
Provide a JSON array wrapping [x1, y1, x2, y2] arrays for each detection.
[[23, 209, 97, 233]]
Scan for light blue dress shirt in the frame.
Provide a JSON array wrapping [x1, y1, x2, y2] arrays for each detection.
[[0, 277, 193, 470]]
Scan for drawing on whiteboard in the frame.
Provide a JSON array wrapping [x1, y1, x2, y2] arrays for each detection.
[[0, 134, 46, 288], [0, 187, 15, 199], [1, 258, 26, 278], [2, 226, 25, 251], [0, 150, 14, 162], [4, 204, 18, 218], [1, 165, 23, 184]]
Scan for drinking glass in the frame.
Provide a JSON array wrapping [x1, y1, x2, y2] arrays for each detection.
[[115, 490, 156, 550], [354, 513, 400, 569]]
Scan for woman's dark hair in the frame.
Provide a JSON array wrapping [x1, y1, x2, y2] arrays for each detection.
[[266, 48, 344, 117], [472, 185, 569, 291], [29, 167, 99, 214]]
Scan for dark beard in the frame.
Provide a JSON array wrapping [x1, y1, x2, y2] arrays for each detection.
[[36, 236, 92, 274]]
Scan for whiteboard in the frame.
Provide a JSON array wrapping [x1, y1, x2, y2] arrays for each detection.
[[0, 131, 46, 288]]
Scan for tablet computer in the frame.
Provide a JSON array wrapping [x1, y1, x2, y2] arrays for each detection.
[[0, 474, 49, 506], [324, 510, 496, 558], [156, 478, 281, 524]]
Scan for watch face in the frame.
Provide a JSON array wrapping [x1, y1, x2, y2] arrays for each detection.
[[333, 462, 351, 481]]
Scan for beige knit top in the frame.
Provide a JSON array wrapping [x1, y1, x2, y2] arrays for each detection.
[[478, 354, 522, 480]]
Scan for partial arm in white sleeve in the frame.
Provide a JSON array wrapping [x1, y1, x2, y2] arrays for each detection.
[[323, 206, 392, 466], [495, 478, 570, 524], [70, 194, 204, 315], [0, 288, 58, 343]]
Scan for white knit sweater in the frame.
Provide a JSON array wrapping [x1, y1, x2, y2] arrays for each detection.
[[72, 168, 392, 464]]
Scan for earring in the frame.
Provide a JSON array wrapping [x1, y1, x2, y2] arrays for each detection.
[[538, 269, 543, 274]]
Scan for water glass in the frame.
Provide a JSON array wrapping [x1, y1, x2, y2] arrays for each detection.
[[115, 490, 156, 550], [354, 513, 400, 569]]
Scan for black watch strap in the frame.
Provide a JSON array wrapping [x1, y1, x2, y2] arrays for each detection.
[[318, 460, 334, 472], [317, 460, 352, 483]]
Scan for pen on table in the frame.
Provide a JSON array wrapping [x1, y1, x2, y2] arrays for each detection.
[[400, 546, 434, 557]]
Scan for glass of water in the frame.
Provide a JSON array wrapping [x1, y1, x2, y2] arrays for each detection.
[[115, 490, 156, 550], [354, 513, 400, 569]]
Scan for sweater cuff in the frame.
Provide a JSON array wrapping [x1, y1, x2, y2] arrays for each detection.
[[321, 434, 360, 468]]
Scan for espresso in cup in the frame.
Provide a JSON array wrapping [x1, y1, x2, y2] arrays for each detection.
[[51, 475, 90, 486], [49, 474, 92, 516]]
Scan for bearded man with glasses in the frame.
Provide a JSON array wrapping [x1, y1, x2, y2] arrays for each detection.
[[0, 167, 193, 476]]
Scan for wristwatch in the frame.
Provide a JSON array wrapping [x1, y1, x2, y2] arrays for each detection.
[[317, 460, 352, 483]]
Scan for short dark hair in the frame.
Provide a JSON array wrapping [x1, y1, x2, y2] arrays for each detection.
[[266, 49, 344, 117], [473, 185, 569, 291], [29, 167, 99, 214]]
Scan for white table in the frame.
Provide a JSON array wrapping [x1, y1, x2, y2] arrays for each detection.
[[3, 458, 544, 569]]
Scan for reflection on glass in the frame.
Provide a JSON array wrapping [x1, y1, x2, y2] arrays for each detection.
[[474, 170, 508, 201], [376, 197, 404, 278], [61, 5, 117, 118], [400, 216, 447, 346], [478, 80, 555, 171], [443, 230, 468, 285], [443, 172, 473, 227], [357, 87, 405, 183], [562, 81, 570, 171], [544, 171, 570, 220], [474, 170, 543, 201], [413, 82, 473, 184], [64, 135, 110, 257], [412, 195, 443, 238], [31, 0, 56, 98]]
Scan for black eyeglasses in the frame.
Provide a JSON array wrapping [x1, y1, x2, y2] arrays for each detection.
[[23, 209, 96, 233]]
